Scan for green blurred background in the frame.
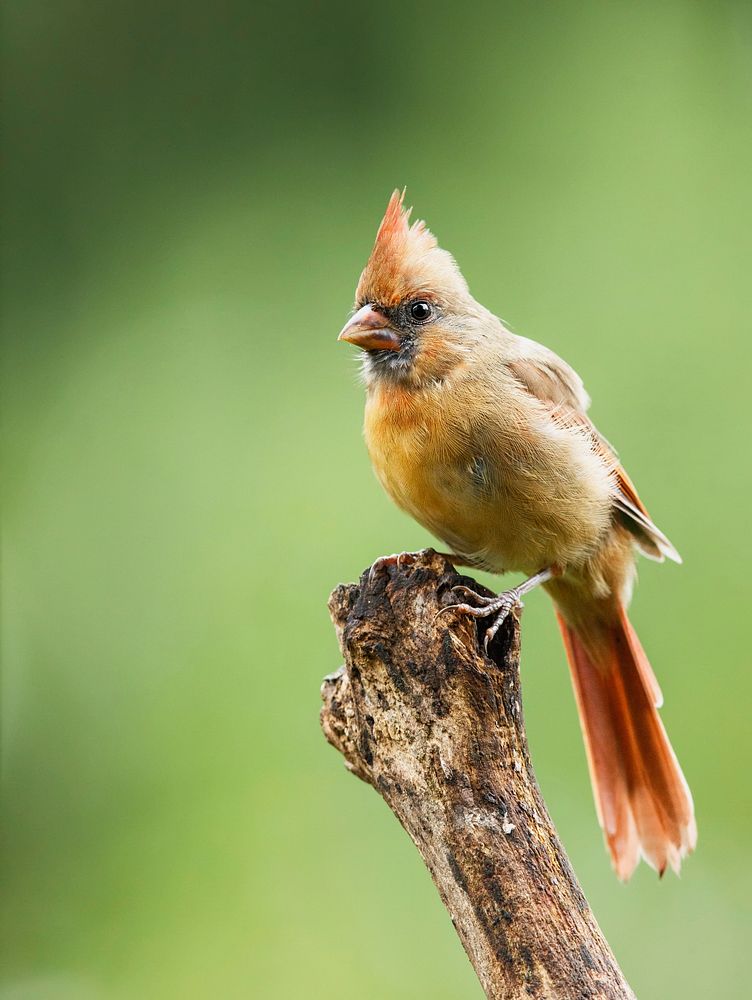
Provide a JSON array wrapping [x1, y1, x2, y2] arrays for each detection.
[[3, 2, 751, 997]]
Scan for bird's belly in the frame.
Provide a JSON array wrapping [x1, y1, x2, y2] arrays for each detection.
[[366, 404, 612, 576], [396, 465, 590, 574]]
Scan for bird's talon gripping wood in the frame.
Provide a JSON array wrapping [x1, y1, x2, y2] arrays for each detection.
[[437, 585, 523, 652], [338, 189, 696, 880], [368, 549, 421, 582], [450, 584, 500, 606], [483, 592, 523, 651]]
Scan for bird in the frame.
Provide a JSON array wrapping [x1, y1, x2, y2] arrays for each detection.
[[337, 189, 696, 881]]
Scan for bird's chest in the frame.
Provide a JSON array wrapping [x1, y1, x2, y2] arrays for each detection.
[[362, 383, 609, 574], [365, 392, 454, 514], [363, 387, 504, 561]]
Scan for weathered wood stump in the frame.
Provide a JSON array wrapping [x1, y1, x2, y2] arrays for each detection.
[[321, 549, 634, 1000]]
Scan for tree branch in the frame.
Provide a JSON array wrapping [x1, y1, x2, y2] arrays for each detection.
[[321, 549, 634, 1000]]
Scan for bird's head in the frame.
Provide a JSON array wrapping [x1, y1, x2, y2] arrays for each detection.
[[338, 190, 484, 388]]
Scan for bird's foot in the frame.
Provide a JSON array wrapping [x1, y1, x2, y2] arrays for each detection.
[[368, 550, 422, 583], [437, 584, 523, 652]]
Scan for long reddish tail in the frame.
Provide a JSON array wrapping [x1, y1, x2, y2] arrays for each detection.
[[556, 606, 696, 880]]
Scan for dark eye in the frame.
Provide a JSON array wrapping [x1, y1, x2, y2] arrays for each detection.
[[408, 300, 433, 322]]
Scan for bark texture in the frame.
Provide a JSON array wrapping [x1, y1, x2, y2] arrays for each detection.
[[321, 549, 634, 1000]]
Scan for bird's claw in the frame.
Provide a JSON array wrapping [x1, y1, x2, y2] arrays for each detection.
[[368, 550, 421, 583], [436, 585, 523, 652]]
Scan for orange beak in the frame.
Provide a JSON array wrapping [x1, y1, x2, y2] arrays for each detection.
[[337, 304, 401, 352]]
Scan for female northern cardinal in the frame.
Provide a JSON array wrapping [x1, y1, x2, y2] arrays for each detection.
[[338, 190, 696, 880]]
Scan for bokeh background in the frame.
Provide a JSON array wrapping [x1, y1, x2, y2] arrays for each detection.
[[3, 2, 751, 998]]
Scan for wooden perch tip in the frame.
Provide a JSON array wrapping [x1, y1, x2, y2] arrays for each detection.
[[321, 548, 635, 1000]]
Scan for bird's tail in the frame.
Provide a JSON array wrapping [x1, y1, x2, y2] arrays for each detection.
[[555, 605, 696, 880]]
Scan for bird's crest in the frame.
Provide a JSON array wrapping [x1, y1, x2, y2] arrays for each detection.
[[373, 188, 437, 262], [356, 189, 467, 307]]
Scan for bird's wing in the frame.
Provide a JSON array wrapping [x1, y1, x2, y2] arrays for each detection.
[[506, 349, 681, 564], [507, 337, 592, 412]]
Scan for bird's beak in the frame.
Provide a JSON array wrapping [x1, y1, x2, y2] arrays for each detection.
[[337, 304, 401, 352]]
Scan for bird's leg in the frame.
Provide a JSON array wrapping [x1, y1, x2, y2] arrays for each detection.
[[438, 566, 559, 651]]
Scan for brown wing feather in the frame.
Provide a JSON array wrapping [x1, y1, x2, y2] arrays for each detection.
[[507, 353, 681, 564]]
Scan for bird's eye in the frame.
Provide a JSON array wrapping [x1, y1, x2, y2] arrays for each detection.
[[408, 300, 433, 322]]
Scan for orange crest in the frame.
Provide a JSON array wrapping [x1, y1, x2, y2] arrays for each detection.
[[373, 189, 436, 259], [356, 190, 465, 307]]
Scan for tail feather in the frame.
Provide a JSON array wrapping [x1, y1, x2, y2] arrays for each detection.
[[617, 605, 663, 708], [556, 608, 696, 880]]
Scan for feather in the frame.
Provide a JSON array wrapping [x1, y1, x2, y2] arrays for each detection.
[[507, 354, 681, 564], [355, 190, 467, 309], [557, 608, 695, 879]]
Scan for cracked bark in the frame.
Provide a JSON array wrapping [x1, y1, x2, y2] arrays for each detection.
[[321, 549, 634, 1000]]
